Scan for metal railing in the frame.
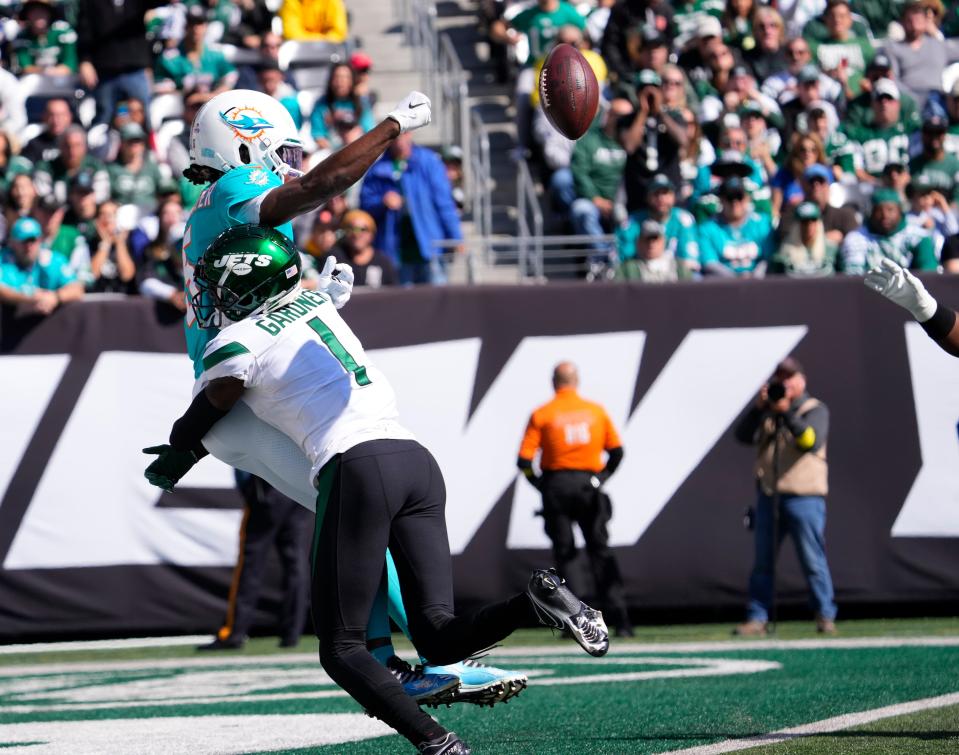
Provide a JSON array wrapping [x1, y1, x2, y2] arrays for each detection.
[[397, 0, 470, 162], [516, 158, 544, 278], [469, 109, 493, 250], [394, 0, 616, 283]]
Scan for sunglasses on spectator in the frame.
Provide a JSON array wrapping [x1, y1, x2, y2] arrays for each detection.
[[344, 225, 372, 233], [757, 21, 781, 30], [663, 79, 683, 87], [787, 47, 809, 58]]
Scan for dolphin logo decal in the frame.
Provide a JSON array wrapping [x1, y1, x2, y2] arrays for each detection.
[[220, 110, 274, 134]]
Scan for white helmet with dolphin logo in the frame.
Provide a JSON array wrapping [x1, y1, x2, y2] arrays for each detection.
[[189, 89, 303, 177]]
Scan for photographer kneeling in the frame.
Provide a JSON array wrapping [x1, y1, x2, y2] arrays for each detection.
[[733, 357, 837, 637]]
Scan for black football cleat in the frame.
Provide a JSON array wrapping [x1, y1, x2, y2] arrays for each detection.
[[196, 635, 246, 651], [417, 732, 472, 754], [527, 568, 609, 657]]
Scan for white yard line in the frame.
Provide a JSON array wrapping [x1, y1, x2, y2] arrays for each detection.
[[0, 636, 211, 655], [662, 691, 959, 755]]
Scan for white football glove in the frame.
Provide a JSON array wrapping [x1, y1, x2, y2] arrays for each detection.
[[387, 91, 432, 133], [864, 257, 937, 322], [315, 256, 354, 310]]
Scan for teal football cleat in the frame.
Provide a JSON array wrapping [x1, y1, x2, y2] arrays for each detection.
[[386, 656, 460, 706], [422, 659, 528, 707]]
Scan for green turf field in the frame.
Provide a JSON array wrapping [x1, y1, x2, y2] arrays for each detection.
[[1, 619, 957, 754]]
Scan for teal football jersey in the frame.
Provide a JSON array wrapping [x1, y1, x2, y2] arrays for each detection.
[[182, 165, 293, 377]]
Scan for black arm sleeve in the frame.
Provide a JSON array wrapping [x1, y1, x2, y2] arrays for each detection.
[[733, 406, 765, 445], [602, 446, 624, 478], [920, 302, 957, 342], [169, 390, 228, 457]]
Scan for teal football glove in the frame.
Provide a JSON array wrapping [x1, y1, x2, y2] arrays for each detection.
[[143, 444, 200, 492]]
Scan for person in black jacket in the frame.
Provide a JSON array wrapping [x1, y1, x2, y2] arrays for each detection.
[[601, 0, 674, 88], [76, 0, 164, 128]]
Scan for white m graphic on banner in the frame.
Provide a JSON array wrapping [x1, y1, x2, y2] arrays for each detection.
[[4, 327, 811, 568]]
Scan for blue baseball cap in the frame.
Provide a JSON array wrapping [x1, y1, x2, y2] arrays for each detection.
[[10, 216, 43, 242], [803, 163, 832, 183]]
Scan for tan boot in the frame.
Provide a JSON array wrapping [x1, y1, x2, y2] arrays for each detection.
[[815, 616, 837, 635], [733, 620, 768, 637]]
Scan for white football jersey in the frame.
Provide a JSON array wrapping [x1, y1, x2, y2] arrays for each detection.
[[197, 287, 415, 486]]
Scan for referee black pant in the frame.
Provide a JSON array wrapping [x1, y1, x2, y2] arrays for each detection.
[[540, 470, 630, 631], [311, 439, 536, 746], [221, 475, 310, 645]]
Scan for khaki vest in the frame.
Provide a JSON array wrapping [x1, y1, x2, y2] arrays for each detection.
[[755, 398, 828, 497]]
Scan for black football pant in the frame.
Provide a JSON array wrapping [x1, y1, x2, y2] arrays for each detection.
[[222, 475, 310, 644], [310, 439, 536, 745], [540, 470, 630, 631]]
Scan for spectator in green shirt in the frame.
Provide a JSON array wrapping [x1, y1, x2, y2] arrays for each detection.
[[155, 5, 237, 93], [805, 0, 874, 100], [844, 53, 920, 132], [106, 123, 170, 213], [490, 2, 587, 154], [909, 110, 959, 207], [34, 125, 110, 206], [490, 0, 585, 65], [0, 216, 84, 316], [569, 107, 627, 258], [12, 0, 78, 76], [838, 79, 911, 186], [840, 187, 938, 274]]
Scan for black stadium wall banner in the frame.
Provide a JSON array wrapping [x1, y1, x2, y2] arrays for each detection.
[[2, 277, 959, 640]]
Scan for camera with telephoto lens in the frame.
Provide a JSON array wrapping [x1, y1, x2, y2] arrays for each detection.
[[767, 380, 787, 402]]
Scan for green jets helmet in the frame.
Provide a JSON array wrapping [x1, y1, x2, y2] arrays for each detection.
[[192, 224, 302, 328]]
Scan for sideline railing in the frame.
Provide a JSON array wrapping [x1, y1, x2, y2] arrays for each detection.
[[396, 0, 471, 176]]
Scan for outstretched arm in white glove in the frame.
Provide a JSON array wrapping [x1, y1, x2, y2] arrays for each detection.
[[315, 256, 354, 309], [386, 91, 432, 134], [865, 257, 959, 357], [259, 91, 431, 228], [863, 257, 937, 321]]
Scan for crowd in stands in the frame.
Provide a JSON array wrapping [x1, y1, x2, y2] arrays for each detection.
[[0, 0, 467, 321], [491, 0, 959, 281], [7, 0, 959, 313]]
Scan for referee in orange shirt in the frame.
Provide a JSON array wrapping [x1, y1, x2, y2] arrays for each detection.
[[517, 361, 632, 637]]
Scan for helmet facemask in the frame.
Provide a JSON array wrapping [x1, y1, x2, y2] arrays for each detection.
[[193, 225, 303, 328]]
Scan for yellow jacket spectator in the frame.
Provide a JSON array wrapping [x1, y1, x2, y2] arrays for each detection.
[[280, 0, 348, 43]]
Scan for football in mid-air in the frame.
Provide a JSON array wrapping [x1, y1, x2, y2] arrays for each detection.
[[538, 43, 600, 140]]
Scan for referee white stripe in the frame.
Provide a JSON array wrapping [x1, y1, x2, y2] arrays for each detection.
[[663, 691, 959, 755]]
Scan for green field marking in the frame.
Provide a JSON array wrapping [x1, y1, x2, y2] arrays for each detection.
[[2, 631, 958, 755], [745, 703, 959, 754], [300, 643, 959, 755]]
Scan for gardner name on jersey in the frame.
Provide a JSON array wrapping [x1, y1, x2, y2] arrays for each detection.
[[197, 287, 414, 485]]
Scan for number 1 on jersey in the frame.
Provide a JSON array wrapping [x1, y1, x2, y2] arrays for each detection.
[[307, 317, 372, 386]]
